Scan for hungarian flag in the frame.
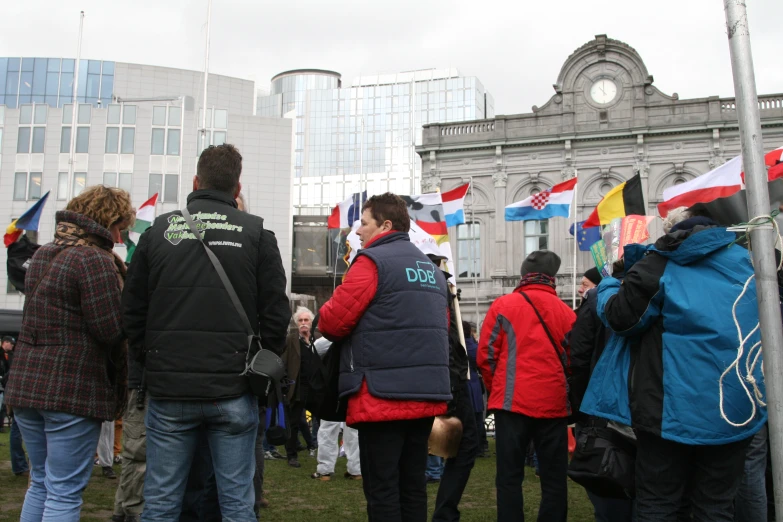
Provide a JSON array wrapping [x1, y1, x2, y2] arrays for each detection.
[[583, 174, 645, 228], [4, 191, 50, 247], [124, 193, 158, 262]]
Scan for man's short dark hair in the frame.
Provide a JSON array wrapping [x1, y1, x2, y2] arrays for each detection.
[[197, 144, 242, 194], [1, 336, 15, 344], [362, 193, 410, 233]]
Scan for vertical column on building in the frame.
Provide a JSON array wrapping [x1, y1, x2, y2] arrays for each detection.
[[421, 150, 440, 194], [492, 145, 507, 291]]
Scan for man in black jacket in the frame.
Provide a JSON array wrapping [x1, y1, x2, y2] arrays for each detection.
[[123, 144, 291, 522], [428, 254, 480, 522], [569, 262, 634, 522]]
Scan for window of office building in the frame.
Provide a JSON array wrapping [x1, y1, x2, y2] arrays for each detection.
[[105, 104, 136, 154], [152, 105, 181, 156], [13, 172, 42, 201], [457, 222, 481, 278], [149, 172, 179, 202], [103, 172, 132, 192], [17, 104, 46, 153], [196, 108, 228, 155]]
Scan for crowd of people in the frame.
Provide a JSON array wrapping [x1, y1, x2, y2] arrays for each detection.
[[0, 141, 774, 522]]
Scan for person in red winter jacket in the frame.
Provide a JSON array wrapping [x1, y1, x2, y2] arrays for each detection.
[[319, 193, 451, 522], [478, 250, 576, 522]]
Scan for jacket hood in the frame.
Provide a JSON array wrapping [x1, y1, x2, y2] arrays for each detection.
[[650, 226, 736, 266], [55, 210, 114, 246]]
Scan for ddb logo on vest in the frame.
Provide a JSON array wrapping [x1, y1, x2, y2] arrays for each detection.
[[405, 261, 439, 288]]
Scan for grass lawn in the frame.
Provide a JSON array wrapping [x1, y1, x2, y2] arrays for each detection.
[[0, 430, 595, 521]]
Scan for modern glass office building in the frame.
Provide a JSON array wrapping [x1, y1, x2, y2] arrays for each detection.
[[257, 67, 495, 213], [0, 57, 295, 310], [0, 57, 115, 108]]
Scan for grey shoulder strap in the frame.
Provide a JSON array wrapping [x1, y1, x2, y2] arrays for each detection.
[[180, 207, 255, 342]]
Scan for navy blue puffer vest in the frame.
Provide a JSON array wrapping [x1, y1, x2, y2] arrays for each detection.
[[338, 232, 451, 402]]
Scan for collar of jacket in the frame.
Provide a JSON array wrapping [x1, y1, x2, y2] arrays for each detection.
[[54, 210, 114, 246], [514, 284, 558, 297], [186, 189, 238, 208], [651, 226, 735, 266], [363, 230, 408, 249]]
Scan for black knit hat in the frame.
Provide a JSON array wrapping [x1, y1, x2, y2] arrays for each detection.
[[520, 251, 561, 277], [1, 336, 15, 344], [583, 267, 602, 286]]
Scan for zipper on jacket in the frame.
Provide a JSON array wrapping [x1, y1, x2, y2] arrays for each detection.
[[349, 347, 355, 372]]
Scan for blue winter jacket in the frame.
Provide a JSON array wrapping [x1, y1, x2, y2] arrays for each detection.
[[581, 223, 767, 445]]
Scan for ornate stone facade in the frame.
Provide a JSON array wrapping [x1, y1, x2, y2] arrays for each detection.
[[416, 34, 783, 325]]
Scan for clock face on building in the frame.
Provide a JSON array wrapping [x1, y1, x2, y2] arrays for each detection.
[[590, 79, 618, 104]]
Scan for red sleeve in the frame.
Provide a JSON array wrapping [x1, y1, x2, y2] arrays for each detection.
[[477, 302, 503, 398], [318, 255, 378, 340]]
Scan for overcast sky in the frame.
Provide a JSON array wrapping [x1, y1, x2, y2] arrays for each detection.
[[1, 0, 781, 115]]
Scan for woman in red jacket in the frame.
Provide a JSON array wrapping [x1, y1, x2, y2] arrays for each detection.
[[319, 193, 451, 522]]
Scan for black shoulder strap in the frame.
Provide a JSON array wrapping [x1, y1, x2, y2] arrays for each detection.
[[181, 208, 256, 360], [518, 291, 567, 372]]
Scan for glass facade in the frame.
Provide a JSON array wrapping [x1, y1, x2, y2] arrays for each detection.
[[258, 68, 493, 183], [0, 57, 115, 109]]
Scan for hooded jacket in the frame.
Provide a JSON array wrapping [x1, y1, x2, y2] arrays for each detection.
[[582, 223, 767, 445], [478, 284, 576, 419]]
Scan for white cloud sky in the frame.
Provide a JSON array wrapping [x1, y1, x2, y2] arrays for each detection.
[[1, 0, 781, 114]]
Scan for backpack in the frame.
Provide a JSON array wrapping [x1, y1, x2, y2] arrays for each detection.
[[305, 337, 347, 422]]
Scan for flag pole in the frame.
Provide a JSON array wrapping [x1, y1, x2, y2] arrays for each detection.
[[468, 176, 480, 327], [572, 171, 579, 309], [724, 1, 783, 514], [66, 11, 85, 203]]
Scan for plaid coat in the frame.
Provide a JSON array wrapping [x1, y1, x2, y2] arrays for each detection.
[[5, 211, 125, 421]]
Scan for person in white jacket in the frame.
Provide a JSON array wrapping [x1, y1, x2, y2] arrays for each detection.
[[310, 337, 361, 481]]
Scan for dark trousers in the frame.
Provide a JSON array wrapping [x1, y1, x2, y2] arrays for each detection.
[[285, 401, 313, 459], [586, 490, 635, 522], [433, 387, 480, 521], [476, 411, 488, 452], [179, 429, 220, 522], [635, 430, 751, 522], [494, 410, 568, 522], [358, 417, 434, 522], [253, 406, 266, 510]]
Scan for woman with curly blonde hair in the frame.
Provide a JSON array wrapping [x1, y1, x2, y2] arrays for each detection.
[[6, 185, 135, 522]]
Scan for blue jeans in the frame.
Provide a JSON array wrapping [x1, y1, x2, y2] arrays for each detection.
[[735, 424, 768, 522], [142, 394, 258, 522], [11, 417, 29, 474], [426, 455, 445, 480], [13, 408, 101, 522]]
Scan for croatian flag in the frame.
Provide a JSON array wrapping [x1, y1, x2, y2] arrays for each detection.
[[505, 178, 577, 221], [328, 191, 367, 229], [442, 183, 470, 228]]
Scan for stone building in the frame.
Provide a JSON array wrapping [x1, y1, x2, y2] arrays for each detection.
[[416, 35, 783, 325]]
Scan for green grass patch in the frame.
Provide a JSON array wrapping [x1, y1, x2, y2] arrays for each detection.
[[0, 430, 594, 520]]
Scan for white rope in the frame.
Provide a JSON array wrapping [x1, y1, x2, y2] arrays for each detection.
[[719, 214, 781, 427]]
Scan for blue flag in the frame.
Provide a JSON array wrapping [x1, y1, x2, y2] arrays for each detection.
[[569, 220, 601, 251], [16, 191, 50, 230]]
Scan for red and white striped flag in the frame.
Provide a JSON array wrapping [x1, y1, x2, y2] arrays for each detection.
[[658, 147, 783, 217]]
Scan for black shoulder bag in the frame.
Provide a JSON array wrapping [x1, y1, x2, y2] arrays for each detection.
[[180, 208, 285, 397], [518, 291, 637, 499]]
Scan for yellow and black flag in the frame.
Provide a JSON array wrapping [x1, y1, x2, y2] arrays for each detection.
[[583, 174, 645, 228]]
